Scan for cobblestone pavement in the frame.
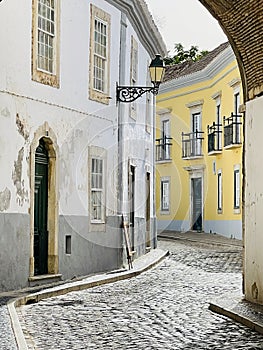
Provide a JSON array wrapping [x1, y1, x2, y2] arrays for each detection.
[[0, 302, 17, 350], [17, 239, 263, 349]]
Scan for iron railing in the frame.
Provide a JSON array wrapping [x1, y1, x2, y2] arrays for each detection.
[[182, 130, 204, 158], [207, 122, 222, 153], [156, 137, 172, 161], [223, 113, 242, 147]]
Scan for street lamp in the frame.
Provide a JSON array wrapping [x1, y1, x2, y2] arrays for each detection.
[[116, 54, 165, 103]]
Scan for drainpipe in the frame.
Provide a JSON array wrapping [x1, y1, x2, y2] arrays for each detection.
[[117, 12, 127, 265], [152, 95, 157, 248]]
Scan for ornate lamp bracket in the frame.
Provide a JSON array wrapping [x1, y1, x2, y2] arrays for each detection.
[[116, 83, 159, 103]]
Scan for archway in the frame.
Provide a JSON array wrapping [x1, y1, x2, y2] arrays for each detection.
[[29, 123, 59, 279], [198, 0, 263, 304]]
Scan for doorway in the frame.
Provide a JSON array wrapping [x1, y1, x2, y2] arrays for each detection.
[[128, 165, 135, 252], [145, 172, 151, 248], [191, 177, 202, 231], [34, 139, 49, 275]]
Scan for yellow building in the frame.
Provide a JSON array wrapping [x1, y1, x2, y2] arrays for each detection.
[[156, 42, 243, 239]]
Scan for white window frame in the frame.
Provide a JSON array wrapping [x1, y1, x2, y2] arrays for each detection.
[[89, 5, 111, 104], [217, 169, 222, 213], [130, 36, 138, 119], [161, 118, 171, 160], [32, 0, 60, 87], [234, 164, 241, 212], [160, 177, 170, 213], [37, 0, 56, 74], [89, 146, 106, 228]]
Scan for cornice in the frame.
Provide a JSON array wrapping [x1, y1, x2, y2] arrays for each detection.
[[160, 45, 236, 94], [105, 0, 167, 58]]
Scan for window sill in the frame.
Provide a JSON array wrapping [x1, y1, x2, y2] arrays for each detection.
[[156, 159, 172, 164], [208, 150, 222, 156], [160, 210, 170, 215], [182, 155, 203, 160], [233, 208, 241, 214], [224, 143, 242, 150]]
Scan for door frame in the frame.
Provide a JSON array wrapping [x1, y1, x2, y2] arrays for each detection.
[[189, 169, 204, 232], [29, 123, 59, 277]]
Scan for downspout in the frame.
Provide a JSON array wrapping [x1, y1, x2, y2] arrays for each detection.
[[118, 12, 127, 264], [152, 95, 157, 248]]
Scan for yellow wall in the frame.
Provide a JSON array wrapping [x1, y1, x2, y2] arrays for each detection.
[[156, 53, 243, 237]]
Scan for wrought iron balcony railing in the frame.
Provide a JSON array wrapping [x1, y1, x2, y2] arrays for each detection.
[[223, 113, 242, 147], [182, 130, 204, 158], [156, 137, 172, 161], [207, 122, 222, 154]]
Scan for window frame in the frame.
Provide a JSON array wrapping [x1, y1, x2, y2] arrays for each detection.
[[160, 177, 170, 213], [91, 157, 104, 223], [217, 170, 222, 213], [89, 146, 107, 228], [234, 167, 240, 210], [89, 4, 111, 104], [32, 0, 60, 87], [130, 36, 138, 119]]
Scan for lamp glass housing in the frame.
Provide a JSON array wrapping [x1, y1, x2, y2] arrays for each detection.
[[149, 54, 165, 85]]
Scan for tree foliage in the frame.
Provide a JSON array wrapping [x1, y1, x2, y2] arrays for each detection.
[[164, 43, 209, 65]]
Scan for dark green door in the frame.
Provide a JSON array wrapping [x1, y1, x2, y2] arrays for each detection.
[[34, 140, 48, 275], [192, 177, 202, 231]]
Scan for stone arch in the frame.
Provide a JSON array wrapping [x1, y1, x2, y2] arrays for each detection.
[[29, 122, 59, 278], [198, 0, 263, 101]]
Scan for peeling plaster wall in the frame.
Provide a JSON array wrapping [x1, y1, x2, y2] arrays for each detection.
[[0, 0, 159, 290], [244, 95, 263, 304]]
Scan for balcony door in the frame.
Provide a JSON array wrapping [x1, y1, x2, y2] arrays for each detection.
[[162, 119, 170, 159], [192, 113, 201, 155]]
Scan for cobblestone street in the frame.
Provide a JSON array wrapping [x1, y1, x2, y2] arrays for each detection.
[[15, 238, 263, 349]]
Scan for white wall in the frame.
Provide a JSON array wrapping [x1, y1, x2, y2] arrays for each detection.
[[245, 95, 263, 304]]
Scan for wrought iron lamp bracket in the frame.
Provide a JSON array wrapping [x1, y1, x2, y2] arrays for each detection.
[[116, 83, 159, 103]]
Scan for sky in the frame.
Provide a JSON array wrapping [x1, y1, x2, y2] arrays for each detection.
[[145, 0, 227, 55]]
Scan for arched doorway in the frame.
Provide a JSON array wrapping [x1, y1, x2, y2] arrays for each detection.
[[29, 124, 59, 280], [34, 139, 49, 275]]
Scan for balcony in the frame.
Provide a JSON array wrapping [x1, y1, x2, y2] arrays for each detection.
[[182, 131, 204, 159], [156, 137, 172, 162], [223, 113, 242, 148], [207, 123, 222, 155]]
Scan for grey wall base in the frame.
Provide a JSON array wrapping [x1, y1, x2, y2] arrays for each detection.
[[59, 215, 123, 280], [0, 213, 30, 292]]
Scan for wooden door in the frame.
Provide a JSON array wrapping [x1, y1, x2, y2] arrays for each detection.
[[34, 139, 49, 275]]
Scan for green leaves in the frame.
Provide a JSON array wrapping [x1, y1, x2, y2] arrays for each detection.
[[164, 43, 209, 65]]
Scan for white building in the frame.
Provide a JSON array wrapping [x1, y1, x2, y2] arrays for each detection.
[[0, 0, 166, 291]]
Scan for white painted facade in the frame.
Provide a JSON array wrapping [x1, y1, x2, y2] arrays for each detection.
[[244, 95, 263, 304], [0, 0, 166, 291]]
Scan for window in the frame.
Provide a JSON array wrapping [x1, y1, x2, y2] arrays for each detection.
[[37, 0, 55, 73], [234, 168, 240, 209], [91, 158, 104, 222], [93, 19, 107, 92], [89, 5, 111, 104], [192, 112, 202, 155], [161, 178, 170, 212], [217, 170, 222, 212], [162, 119, 170, 160], [32, 0, 60, 87], [65, 235, 71, 255], [130, 36, 138, 119], [234, 92, 240, 115]]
